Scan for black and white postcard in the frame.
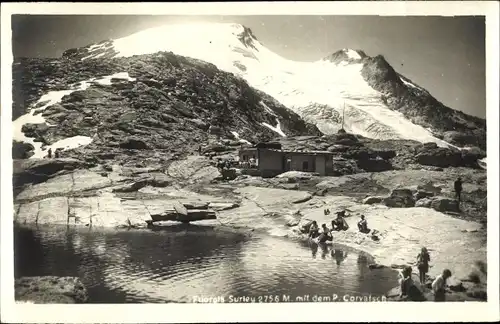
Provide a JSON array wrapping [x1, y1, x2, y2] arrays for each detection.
[[1, 1, 499, 323]]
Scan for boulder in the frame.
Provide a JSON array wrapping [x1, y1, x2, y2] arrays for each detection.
[[208, 125, 223, 135], [13, 158, 90, 187], [461, 147, 486, 167], [12, 141, 35, 159], [415, 146, 463, 168], [415, 198, 433, 208], [286, 218, 300, 227], [15, 276, 88, 303], [447, 278, 466, 292], [112, 179, 150, 193], [363, 196, 383, 205], [276, 171, 314, 180], [357, 158, 392, 172], [313, 188, 328, 196], [466, 288, 487, 301], [119, 138, 150, 150], [297, 218, 314, 234], [416, 182, 442, 195], [204, 144, 231, 153], [331, 159, 359, 176], [414, 191, 435, 201], [21, 123, 49, 138], [383, 188, 415, 208], [430, 197, 460, 213], [368, 263, 386, 270]]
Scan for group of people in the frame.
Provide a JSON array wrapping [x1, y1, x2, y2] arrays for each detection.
[[215, 158, 233, 170], [308, 210, 370, 244], [239, 157, 257, 169], [46, 148, 61, 159], [399, 247, 453, 302]]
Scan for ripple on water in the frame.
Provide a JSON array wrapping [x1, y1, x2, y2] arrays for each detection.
[[14, 224, 398, 303]]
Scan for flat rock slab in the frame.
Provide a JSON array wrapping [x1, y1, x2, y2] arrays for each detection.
[[293, 197, 485, 280], [16, 170, 112, 201], [15, 276, 88, 303], [235, 186, 312, 207], [15, 188, 236, 228]]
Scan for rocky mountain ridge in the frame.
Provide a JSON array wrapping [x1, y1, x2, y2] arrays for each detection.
[[53, 22, 486, 150], [12, 51, 320, 160]]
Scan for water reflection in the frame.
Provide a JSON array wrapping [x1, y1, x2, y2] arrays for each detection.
[[332, 249, 348, 265], [15, 224, 398, 303]]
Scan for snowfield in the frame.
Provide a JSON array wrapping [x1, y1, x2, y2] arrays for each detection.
[[13, 72, 136, 158], [105, 23, 454, 147], [261, 118, 287, 137]]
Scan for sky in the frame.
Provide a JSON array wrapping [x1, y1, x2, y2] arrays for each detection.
[[11, 15, 486, 118]]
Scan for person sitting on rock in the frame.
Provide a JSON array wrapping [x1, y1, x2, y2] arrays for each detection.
[[399, 266, 426, 301], [317, 224, 333, 243], [332, 211, 349, 231], [357, 215, 369, 233], [454, 177, 463, 204], [416, 247, 431, 285], [432, 269, 452, 302], [308, 221, 319, 239]]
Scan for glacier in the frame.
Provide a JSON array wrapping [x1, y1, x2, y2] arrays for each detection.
[[90, 22, 453, 147]]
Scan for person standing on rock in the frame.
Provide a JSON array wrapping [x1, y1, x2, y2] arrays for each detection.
[[308, 221, 319, 239], [432, 269, 452, 302], [416, 247, 431, 285], [47, 148, 52, 158], [454, 177, 463, 204]]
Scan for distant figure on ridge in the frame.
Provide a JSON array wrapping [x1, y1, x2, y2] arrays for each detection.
[[416, 247, 431, 285], [432, 269, 452, 302], [54, 148, 61, 158], [47, 148, 52, 159], [357, 215, 369, 234], [454, 177, 463, 204]]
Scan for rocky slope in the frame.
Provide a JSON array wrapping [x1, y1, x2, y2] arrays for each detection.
[[359, 54, 486, 149], [12, 51, 320, 160], [55, 23, 486, 150]]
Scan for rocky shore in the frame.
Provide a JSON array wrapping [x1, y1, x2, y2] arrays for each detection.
[[13, 141, 487, 302], [15, 276, 89, 304]]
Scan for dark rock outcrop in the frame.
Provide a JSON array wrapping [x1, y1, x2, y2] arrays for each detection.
[[12, 52, 320, 162], [383, 188, 415, 208], [363, 196, 383, 205], [15, 276, 89, 304], [12, 140, 35, 159], [415, 145, 463, 168], [119, 138, 150, 150], [430, 197, 460, 213], [361, 55, 486, 150], [12, 158, 91, 188]]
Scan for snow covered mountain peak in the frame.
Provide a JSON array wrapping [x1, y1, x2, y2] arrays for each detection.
[[60, 22, 485, 150], [321, 48, 368, 64]]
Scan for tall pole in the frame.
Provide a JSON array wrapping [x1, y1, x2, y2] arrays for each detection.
[[342, 102, 345, 130]]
